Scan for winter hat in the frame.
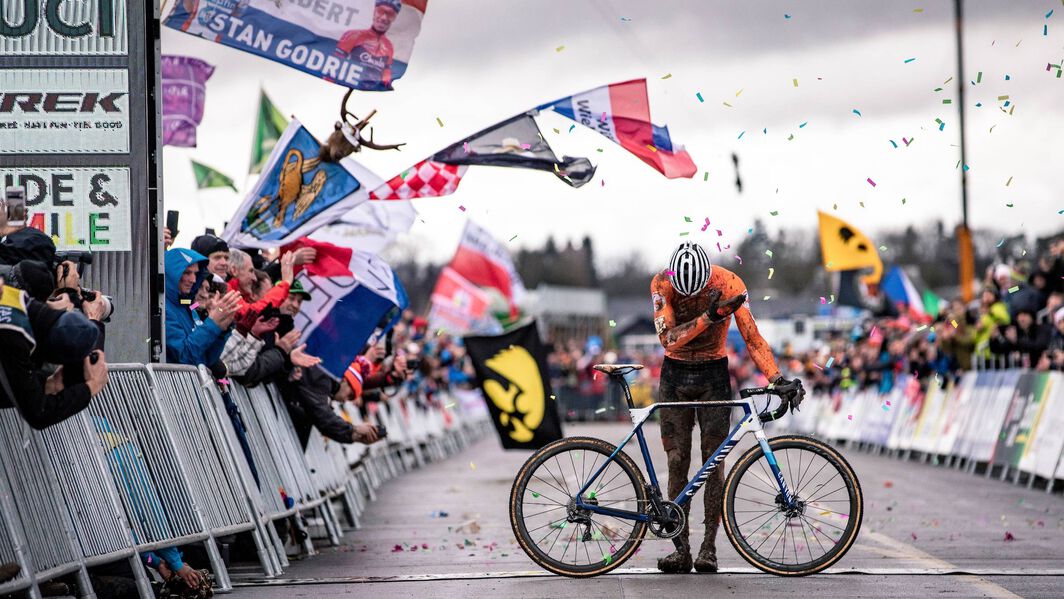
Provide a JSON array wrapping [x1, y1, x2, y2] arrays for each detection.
[[191, 234, 229, 257]]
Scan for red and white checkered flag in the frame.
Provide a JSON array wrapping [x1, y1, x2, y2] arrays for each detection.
[[369, 159, 469, 200]]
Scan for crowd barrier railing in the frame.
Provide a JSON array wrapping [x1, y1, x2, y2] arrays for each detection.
[[0, 362, 493, 599], [774, 369, 1064, 493]]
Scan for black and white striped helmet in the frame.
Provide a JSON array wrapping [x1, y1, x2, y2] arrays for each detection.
[[669, 241, 711, 296]]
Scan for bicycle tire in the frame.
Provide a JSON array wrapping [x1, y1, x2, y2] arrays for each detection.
[[510, 436, 648, 577], [722, 435, 863, 576]]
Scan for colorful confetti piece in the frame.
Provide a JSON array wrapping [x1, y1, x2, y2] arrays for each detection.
[[904, 57, 916, 63], [436, 116, 444, 127], [853, 109, 862, 116], [867, 177, 877, 187], [696, 92, 704, 102]]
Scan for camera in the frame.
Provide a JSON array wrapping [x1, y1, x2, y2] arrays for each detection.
[[406, 356, 421, 373], [52, 287, 116, 323], [54, 250, 94, 277]]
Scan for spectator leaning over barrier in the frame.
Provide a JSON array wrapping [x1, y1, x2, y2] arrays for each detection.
[[165, 248, 241, 366], [974, 286, 1011, 358], [0, 282, 107, 429]]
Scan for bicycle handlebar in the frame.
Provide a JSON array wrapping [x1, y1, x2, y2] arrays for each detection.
[[739, 387, 790, 423]]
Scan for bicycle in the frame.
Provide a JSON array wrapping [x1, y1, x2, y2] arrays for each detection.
[[509, 363, 863, 577]]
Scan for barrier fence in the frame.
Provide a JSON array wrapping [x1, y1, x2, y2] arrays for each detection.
[[776, 369, 1064, 493], [0, 365, 493, 598]]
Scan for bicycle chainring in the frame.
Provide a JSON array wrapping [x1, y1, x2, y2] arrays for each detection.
[[648, 500, 686, 539]]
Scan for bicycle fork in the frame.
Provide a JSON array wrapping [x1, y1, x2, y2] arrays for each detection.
[[754, 430, 798, 511]]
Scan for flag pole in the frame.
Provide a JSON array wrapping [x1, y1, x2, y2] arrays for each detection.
[[953, 0, 975, 302]]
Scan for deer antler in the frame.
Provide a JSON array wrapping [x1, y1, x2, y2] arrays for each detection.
[[359, 126, 406, 152]]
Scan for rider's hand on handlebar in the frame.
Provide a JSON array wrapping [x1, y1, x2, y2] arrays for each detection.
[[770, 376, 806, 412]]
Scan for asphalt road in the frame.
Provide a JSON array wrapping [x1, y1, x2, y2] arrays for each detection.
[[230, 422, 1064, 598]]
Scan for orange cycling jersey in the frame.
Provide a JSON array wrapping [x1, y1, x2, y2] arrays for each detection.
[[651, 265, 780, 380]]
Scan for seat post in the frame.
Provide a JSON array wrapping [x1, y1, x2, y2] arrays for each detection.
[[613, 373, 636, 411]]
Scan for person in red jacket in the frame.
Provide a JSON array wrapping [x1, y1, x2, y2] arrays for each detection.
[[227, 249, 295, 320]]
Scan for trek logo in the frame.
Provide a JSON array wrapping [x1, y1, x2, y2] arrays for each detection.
[[0, 0, 117, 39], [685, 441, 737, 496], [0, 92, 126, 114]]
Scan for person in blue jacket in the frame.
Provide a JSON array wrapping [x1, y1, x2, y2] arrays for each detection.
[[164, 248, 241, 366]]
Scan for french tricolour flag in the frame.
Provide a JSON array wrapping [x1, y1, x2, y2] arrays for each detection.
[[537, 78, 697, 179], [288, 239, 408, 378]]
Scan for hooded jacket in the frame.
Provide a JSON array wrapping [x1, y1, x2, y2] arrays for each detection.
[[165, 248, 229, 365]]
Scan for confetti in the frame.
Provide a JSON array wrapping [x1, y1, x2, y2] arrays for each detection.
[[555, 45, 565, 52], [903, 137, 912, 146], [765, 250, 773, 257], [1006, 203, 1013, 208], [436, 116, 444, 127], [703, 172, 709, 181], [458, 205, 466, 212], [737, 130, 745, 139], [469, 462, 476, 470], [1004, 531, 1015, 542], [847, 414, 854, 420], [661, 73, 672, 79], [942, 99, 952, 104], [696, 92, 704, 102], [799, 121, 808, 128], [904, 57, 916, 63], [1008, 285, 1020, 293], [684, 216, 692, 223], [784, 13, 791, 18], [735, 255, 743, 264], [996, 237, 1005, 247], [1047, 9, 1054, 18], [976, 71, 983, 83], [723, 101, 733, 107], [768, 268, 775, 279], [735, 88, 744, 97], [1006, 176, 1013, 186], [701, 218, 710, 231], [509, 235, 518, 241], [913, 7, 923, 12], [792, 78, 798, 87], [763, 295, 771, 301], [189, 302, 200, 310], [568, 124, 575, 133], [646, 144, 657, 152], [769, 210, 779, 216], [620, 16, 631, 21], [889, 140, 898, 148], [997, 94, 1009, 101], [867, 177, 877, 187], [180, 298, 191, 305], [609, 320, 616, 327], [951, 319, 958, 328], [852, 109, 862, 116], [826, 357, 835, 368]]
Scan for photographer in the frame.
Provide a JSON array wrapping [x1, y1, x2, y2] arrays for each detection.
[[0, 282, 108, 429]]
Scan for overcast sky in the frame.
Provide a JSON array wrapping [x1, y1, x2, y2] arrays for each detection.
[[161, 0, 1064, 271]]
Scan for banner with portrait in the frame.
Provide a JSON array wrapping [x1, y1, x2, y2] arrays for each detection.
[[164, 0, 429, 91]]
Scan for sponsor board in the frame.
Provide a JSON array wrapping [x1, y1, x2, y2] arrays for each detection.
[[0, 0, 128, 55], [0, 167, 131, 251], [0, 69, 129, 153]]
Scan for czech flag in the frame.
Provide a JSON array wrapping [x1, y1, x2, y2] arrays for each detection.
[[881, 266, 940, 319], [537, 78, 697, 179]]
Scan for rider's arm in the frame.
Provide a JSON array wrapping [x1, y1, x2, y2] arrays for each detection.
[[726, 273, 782, 381], [652, 274, 712, 351]]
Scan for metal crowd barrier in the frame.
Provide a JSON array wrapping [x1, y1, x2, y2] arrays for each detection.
[[0, 362, 493, 598], [777, 369, 1064, 495]]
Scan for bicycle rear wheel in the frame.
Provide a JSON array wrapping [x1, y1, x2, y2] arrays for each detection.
[[722, 435, 863, 576], [509, 436, 648, 577]]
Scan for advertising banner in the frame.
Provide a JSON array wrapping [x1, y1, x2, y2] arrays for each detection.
[[0, 69, 129, 154], [164, 0, 429, 91], [0, 167, 131, 251], [0, 0, 128, 55]]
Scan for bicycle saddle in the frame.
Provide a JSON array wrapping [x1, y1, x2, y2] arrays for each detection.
[[593, 363, 644, 374]]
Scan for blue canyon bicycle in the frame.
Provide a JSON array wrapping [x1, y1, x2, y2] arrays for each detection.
[[510, 364, 863, 577]]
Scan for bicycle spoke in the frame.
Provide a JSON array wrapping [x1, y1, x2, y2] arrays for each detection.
[[738, 481, 777, 498], [806, 483, 847, 505], [797, 514, 817, 563], [736, 507, 781, 530], [531, 473, 570, 501], [524, 505, 566, 519], [753, 516, 788, 553], [800, 512, 848, 532], [794, 459, 830, 498]]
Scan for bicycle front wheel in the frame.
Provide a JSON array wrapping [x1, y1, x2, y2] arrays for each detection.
[[723, 435, 863, 576], [509, 436, 648, 577]]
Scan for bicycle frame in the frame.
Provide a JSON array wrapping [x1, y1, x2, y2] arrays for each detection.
[[573, 379, 795, 523]]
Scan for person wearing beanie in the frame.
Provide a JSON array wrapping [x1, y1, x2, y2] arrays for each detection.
[[8, 259, 54, 302], [165, 248, 241, 366], [0, 283, 107, 429], [190, 234, 230, 280]]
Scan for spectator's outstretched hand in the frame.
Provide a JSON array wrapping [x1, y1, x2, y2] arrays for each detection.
[[163, 227, 173, 249], [352, 423, 380, 444], [293, 247, 317, 265], [290, 343, 322, 368], [250, 315, 280, 339], [209, 291, 242, 328], [280, 251, 297, 284]]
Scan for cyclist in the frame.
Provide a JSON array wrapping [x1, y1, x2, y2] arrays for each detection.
[[651, 241, 804, 573]]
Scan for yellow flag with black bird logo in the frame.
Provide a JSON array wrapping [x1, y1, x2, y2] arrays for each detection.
[[817, 211, 883, 284], [465, 321, 563, 449]]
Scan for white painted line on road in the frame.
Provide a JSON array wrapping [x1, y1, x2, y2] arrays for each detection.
[[863, 531, 1024, 599], [232, 567, 1064, 587]]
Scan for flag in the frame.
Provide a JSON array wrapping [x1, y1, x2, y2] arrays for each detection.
[[191, 160, 237, 191], [222, 118, 384, 249], [281, 237, 355, 278], [817, 210, 883, 284], [881, 266, 930, 317], [164, 0, 430, 92], [250, 89, 289, 174], [464, 321, 562, 449], [292, 246, 408, 378], [448, 220, 526, 314], [312, 198, 417, 254], [161, 55, 214, 147], [537, 78, 697, 179], [428, 267, 494, 334], [370, 112, 594, 200]]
